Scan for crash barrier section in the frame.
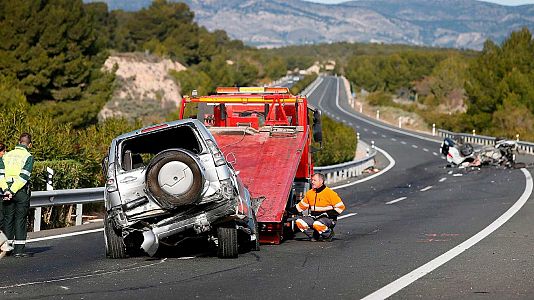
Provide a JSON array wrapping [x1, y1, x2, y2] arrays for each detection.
[[30, 187, 105, 231], [314, 141, 377, 185], [437, 129, 534, 155]]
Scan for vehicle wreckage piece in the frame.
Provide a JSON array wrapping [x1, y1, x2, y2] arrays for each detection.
[[440, 137, 519, 168]]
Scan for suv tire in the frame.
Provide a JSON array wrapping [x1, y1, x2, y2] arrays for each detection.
[[217, 227, 238, 258], [104, 215, 127, 259], [146, 150, 204, 209]]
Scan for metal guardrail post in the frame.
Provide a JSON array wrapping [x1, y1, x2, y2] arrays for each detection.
[[34, 167, 54, 232], [76, 204, 83, 226]]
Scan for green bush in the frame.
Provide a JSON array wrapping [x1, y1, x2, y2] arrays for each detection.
[[31, 160, 86, 191], [313, 115, 357, 166], [290, 73, 318, 95]]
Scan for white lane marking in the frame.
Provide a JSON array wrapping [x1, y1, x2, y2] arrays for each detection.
[[433, 152, 438, 156], [423, 148, 429, 152], [412, 145, 418, 149], [401, 141, 407, 145], [305, 77, 324, 97], [349, 122, 353, 126], [0, 258, 168, 289], [362, 168, 533, 300], [27, 228, 104, 243], [381, 135, 387, 138], [439, 177, 447, 183], [364, 128, 369, 132], [338, 212, 358, 220], [356, 125, 360, 129], [372, 131, 378, 135], [332, 146, 395, 190], [391, 138, 397, 142], [453, 173, 463, 177], [333, 82, 440, 144], [420, 186, 432, 192], [386, 197, 407, 205]]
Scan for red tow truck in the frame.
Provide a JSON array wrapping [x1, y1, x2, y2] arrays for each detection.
[[179, 87, 322, 244]]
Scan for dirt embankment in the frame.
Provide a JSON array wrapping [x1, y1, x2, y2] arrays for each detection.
[[99, 53, 186, 124]]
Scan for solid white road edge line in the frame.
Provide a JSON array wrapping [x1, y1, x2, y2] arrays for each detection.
[[27, 228, 104, 243], [361, 168, 533, 300], [332, 146, 396, 190], [386, 197, 407, 205], [439, 178, 447, 182]]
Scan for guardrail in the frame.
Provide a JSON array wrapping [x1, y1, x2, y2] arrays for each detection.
[[437, 129, 534, 155], [314, 142, 377, 185], [30, 187, 105, 231]]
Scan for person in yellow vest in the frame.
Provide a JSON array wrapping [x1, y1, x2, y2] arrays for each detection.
[[0, 133, 34, 257], [287, 173, 345, 241], [0, 142, 13, 258]]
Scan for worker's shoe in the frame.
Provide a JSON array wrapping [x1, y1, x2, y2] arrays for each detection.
[[310, 231, 320, 242], [321, 230, 335, 242]]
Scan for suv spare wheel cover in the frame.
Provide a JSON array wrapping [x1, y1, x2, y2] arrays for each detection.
[[146, 150, 204, 207], [158, 161, 194, 196]]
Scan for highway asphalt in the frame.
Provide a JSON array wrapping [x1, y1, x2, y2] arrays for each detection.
[[1, 76, 533, 299]]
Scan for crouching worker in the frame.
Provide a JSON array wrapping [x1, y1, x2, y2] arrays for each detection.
[[286, 173, 345, 241]]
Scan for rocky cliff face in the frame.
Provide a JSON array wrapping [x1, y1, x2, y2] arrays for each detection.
[[99, 53, 186, 123], [87, 0, 534, 50]]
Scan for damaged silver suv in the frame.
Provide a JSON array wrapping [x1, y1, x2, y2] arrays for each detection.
[[102, 119, 259, 258]]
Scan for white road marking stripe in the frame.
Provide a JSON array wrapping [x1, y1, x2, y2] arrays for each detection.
[[433, 152, 438, 156], [338, 212, 358, 220], [420, 186, 432, 192], [27, 228, 104, 243], [412, 145, 418, 149], [364, 128, 368, 132], [361, 169, 533, 300], [401, 141, 407, 145], [372, 131, 377, 135], [332, 146, 396, 190], [381, 135, 386, 138], [348, 122, 353, 126], [391, 138, 397, 141], [386, 197, 407, 205], [439, 177, 447, 182], [423, 148, 429, 152]]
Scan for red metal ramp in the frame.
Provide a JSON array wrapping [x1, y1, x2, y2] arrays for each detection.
[[211, 127, 307, 223]]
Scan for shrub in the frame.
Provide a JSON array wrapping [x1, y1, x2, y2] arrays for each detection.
[[313, 115, 357, 166]]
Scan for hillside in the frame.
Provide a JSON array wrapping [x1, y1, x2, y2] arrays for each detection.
[[99, 53, 186, 123], [86, 0, 534, 49]]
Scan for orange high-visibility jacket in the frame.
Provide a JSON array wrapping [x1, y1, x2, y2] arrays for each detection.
[[296, 186, 345, 216]]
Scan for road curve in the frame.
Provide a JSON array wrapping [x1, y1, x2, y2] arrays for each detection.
[[1, 76, 533, 300]]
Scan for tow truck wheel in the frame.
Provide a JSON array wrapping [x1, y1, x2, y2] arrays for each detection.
[[217, 227, 238, 258], [146, 150, 203, 208], [104, 215, 127, 259]]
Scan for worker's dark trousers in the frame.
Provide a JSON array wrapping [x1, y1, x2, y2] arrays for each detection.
[[3, 189, 30, 254]]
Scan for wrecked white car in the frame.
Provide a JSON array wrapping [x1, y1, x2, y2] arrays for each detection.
[[102, 119, 259, 259], [440, 137, 520, 168]]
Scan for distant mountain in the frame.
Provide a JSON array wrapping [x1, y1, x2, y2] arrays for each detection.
[[86, 0, 534, 49]]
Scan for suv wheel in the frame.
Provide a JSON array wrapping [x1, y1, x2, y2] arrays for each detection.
[[146, 150, 204, 208], [104, 215, 127, 259], [217, 227, 238, 259]]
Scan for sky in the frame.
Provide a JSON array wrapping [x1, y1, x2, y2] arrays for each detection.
[[304, 0, 534, 5]]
